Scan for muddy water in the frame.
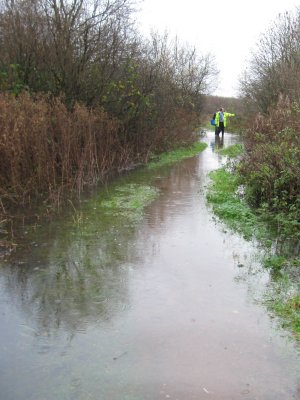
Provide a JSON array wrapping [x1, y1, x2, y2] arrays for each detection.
[[0, 131, 299, 400]]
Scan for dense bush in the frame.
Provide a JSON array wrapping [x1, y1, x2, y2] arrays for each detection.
[[239, 97, 300, 236]]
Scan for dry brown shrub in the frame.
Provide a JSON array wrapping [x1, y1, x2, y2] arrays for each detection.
[[0, 93, 122, 209], [0, 92, 199, 247]]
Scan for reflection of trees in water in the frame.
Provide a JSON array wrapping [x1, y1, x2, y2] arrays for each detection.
[[1, 158, 201, 335], [145, 156, 199, 227], [2, 209, 142, 335]]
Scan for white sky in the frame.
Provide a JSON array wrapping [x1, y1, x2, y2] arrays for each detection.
[[136, 0, 300, 97]]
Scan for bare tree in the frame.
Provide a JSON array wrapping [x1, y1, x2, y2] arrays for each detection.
[[239, 8, 300, 113], [0, 0, 137, 102]]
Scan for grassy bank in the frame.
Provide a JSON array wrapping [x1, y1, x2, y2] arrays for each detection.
[[206, 144, 300, 341], [147, 141, 207, 169]]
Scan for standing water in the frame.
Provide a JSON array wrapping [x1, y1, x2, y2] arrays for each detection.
[[0, 131, 299, 400]]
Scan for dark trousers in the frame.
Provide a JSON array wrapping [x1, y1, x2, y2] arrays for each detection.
[[215, 122, 225, 136], [218, 122, 225, 136]]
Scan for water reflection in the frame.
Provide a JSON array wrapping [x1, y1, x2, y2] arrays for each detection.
[[210, 133, 224, 152], [146, 156, 200, 226], [0, 157, 202, 336], [1, 200, 145, 335]]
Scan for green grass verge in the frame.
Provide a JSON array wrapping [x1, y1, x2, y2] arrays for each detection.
[[147, 141, 207, 169], [273, 295, 300, 340], [265, 281, 300, 341], [206, 168, 262, 240], [206, 144, 300, 342], [217, 143, 244, 158]]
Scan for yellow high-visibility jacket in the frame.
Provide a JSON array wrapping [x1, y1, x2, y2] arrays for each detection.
[[215, 111, 235, 127]]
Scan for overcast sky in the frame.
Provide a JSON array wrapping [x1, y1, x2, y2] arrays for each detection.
[[136, 0, 300, 97]]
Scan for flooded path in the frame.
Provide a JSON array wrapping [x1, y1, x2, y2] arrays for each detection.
[[0, 131, 299, 400]]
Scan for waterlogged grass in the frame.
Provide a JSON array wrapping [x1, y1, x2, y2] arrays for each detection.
[[217, 143, 243, 158], [207, 147, 300, 342], [147, 141, 207, 169], [264, 278, 300, 341], [273, 295, 300, 340], [262, 255, 300, 339], [88, 142, 207, 222], [100, 183, 158, 221], [206, 168, 261, 240]]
